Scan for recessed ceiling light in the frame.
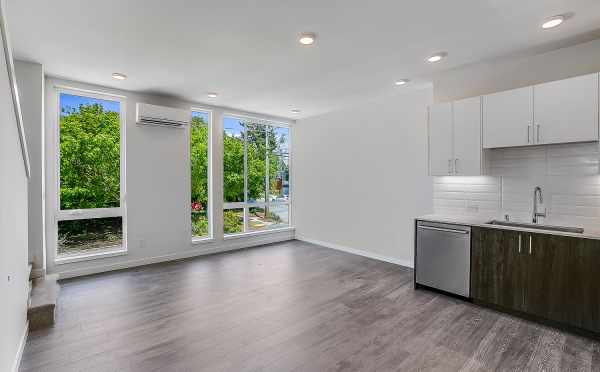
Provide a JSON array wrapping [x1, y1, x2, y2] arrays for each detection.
[[291, 109, 301, 114], [427, 52, 447, 63], [395, 79, 410, 86], [112, 72, 127, 80], [207, 92, 218, 98], [542, 15, 565, 29], [299, 32, 316, 45]]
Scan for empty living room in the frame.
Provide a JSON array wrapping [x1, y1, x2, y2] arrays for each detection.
[[2, 0, 600, 371]]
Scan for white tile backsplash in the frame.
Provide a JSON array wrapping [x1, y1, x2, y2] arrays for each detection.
[[433, 176, 502, 219], [547, 143, 600, 176], [433, 142, 600, 229]]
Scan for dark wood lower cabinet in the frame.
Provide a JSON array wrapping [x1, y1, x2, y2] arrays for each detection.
[[524, 233, 572, 324], [568, 238, 600, 332], [471, 226, 600, 335], [471, 227, 525, 311]]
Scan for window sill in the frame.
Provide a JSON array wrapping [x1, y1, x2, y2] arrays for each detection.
[[55, 247, 128, 265], [191, 236, 215, 245], [223, 226, 295, 241]]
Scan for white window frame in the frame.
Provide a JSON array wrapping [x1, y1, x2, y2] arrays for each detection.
[[52, 86, 127, 262], [190, 108, 213, 242], [223, 114, 292, 236]]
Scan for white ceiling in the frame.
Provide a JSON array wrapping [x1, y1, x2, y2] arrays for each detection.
[[7, 0, 600, 119]]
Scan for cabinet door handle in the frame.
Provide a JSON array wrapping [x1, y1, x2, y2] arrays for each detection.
[[527, 124, 531, 144], [518, 235, 522, 253], [529, 235, 533, 255], [448, 159, 453, 174], [537, 124, 540, 143], [454, 159, 458, 174]]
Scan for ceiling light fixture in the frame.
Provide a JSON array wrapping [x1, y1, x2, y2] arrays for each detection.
[[395, 79, 410, 86], [112, 72, 127, 80], [291, 109, 301, 114], [542, 15, 565, 29], [299, 32, 316, 45], [427, 52, 447, 63], [207, 92, 218, 98]]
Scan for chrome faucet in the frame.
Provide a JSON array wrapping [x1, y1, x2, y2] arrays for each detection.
[[532, 186, 547, 224]]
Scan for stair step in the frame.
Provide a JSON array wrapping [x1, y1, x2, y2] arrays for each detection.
[[28, 274, 60, 331]]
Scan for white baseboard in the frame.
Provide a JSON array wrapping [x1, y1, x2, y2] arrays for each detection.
[[12, 321, 28, 372], [296, 236, 414, 268], [56, 230, 295, 279]]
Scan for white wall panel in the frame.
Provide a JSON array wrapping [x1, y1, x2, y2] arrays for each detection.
[[293, 88, 433, 267]]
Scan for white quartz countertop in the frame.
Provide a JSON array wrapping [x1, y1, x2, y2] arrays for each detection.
[[416, 214, 600, 240]]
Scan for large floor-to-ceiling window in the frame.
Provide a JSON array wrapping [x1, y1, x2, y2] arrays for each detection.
[[223, 115, 290, 235], [49, 84, 292, 268], [55, 90, 126, 258], [190, 110, 211, 239]]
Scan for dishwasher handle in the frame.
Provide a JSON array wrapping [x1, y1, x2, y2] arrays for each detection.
[[417, 225, 470, 234]]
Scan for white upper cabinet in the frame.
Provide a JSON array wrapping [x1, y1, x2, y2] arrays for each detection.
[[428, 98, 482, 176], [483, 86, 533, 148], [534, 73, 599, 145], [430, 72, 599, 175], [483, 73, 600, 149], [453, 97, 482, 176], [429, 103, 453, 176]]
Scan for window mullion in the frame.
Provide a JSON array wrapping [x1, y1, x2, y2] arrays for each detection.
[[243, 123, 248, 232], [265, 126, 270, 211], [57, 207, 122, 221]]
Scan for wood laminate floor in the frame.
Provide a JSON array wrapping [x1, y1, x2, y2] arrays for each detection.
[[21, 240, 600, 372]]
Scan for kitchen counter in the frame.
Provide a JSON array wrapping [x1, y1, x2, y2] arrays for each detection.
[[416, 214, 600, 240]]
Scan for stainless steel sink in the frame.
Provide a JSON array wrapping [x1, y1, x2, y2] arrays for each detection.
[[487, 220, 584, 234]]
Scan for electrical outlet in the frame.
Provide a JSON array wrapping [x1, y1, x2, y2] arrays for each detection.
[[138, 239, 145, 249]]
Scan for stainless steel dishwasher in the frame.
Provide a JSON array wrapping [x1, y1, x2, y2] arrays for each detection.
[[415, 221, 471, 297]]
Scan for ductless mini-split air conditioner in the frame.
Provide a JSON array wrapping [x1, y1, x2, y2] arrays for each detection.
[[136, 103, 190, 128]]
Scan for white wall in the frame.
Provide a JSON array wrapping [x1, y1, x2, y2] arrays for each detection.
[[15, 60, 45, 277], [433, 38, 600, 103], [45, 78, 295, 278], [293, 88, 434, 267], [0, 12, 29, 372]]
